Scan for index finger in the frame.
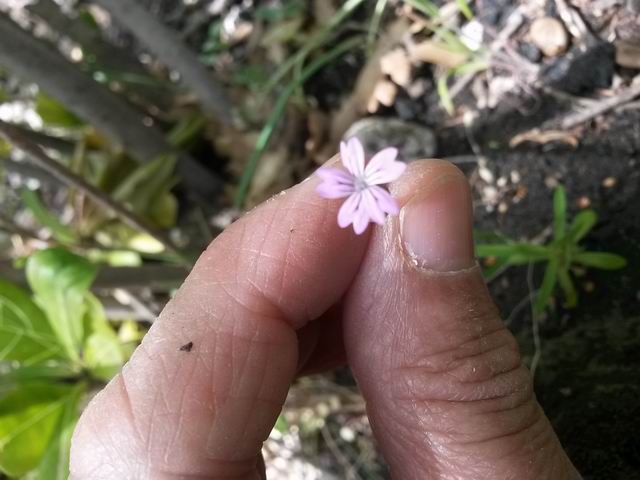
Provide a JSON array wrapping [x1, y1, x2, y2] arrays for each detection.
[[70, 160, 370, 479]]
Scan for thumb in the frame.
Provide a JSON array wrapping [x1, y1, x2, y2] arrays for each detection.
[[343, 160, 578, 479]]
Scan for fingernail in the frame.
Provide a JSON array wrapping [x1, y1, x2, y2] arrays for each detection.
[[400, 174, 475, 272]]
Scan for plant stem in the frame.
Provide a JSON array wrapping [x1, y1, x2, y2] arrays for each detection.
[[0, 120, 189, 264]]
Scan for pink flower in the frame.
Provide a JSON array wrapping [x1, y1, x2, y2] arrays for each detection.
[[315, 137, 406, 234]]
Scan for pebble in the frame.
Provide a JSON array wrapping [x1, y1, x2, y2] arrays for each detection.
[[344, 117, 437, 162], [602, 176, 617, 188], [529, 17, 569, 57], [577, 196, 592, 209]]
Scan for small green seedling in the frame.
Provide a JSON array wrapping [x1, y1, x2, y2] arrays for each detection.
[[476, 186, 627, 317]]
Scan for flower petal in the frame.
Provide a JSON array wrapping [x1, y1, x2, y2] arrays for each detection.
[[364, 147, 398, 176], [315, 183, 354, 199], [352, 202, 370, 234], [369, 185, 400, 215], [341, 137, 365, 176], [365, 158, 406, 185], [316, 167, 354, 185], [337, 192, 361, 228], [361, 188, 386, 225]]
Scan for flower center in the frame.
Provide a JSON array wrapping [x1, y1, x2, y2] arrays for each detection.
[[354, 175, 369, 192]]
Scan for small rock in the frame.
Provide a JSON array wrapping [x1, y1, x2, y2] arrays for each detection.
[[479, 166, 495, 184], [344, 117, 437, 161], [545, 176, 559, 188], [542, 41, 616, 94], [602, 176, 617, 188], [577, 196, 592, 209], [529, 17, 569, 57]]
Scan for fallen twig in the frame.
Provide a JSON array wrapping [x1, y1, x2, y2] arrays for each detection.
[[0, 120, 187, 262], [0, 261, 187, 292], [560, 80, 640, 129]]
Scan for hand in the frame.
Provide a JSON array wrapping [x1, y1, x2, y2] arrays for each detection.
[[70, 159, 579, 479]]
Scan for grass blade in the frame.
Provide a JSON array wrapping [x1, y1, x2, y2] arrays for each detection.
[[533, 259, 558, 317], [367, 0, 389, 53], [234, 36, 363, 207], [553, 185, 567, 241]]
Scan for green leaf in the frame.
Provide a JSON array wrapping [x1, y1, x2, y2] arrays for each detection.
[[476, 243, 549, 265], [0, 383, 77, 477], [21, 189, 77, 244], [573, 252, 627, 270], [403, 0, 440, 18], [0, 138, 11, 157], [35, 94, 83, 128], [0, 278, 62, 365], [456, 0, 473, 19], [567, 210, 597, 243], [36, 384, 83, 480], [3, 363, 76, 383], [533, 259, 558, 317], [557, 268, 578, 308], [26, 248, 97, 362], [553, 186, 567, 241], [148, 192, 178, 229], [83, 295, 125, 381], [437, 73, 454, 115], [111, 154, 178, 222]]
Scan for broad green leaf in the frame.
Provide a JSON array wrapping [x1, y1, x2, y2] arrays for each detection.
[[36, 384, 83, 480], [83, 295, 124, 381], [567, 210, 597, 243], [21, 189, 77, 244], [0, 383, 76, 477], [557, 268, 577, 308], [4, 363, 76, 383], [0, 278, 61, 365], [84, 330, 124, 381], [553, 186, 567, 241], [534, 259, 558, 317], [573, 252, 627, 270], [26, 249, 97, 362], [36, 94, 83, 128]]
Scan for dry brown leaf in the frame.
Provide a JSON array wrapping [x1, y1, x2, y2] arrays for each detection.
[[408, 41, 467, 69], [510, 129, 579, 148], [380, 48, 412, 87], [615, 41, 640, 69], [246, 146, 292, 206], [322, 18, 410, 160], [368, 79, 398, 112]]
